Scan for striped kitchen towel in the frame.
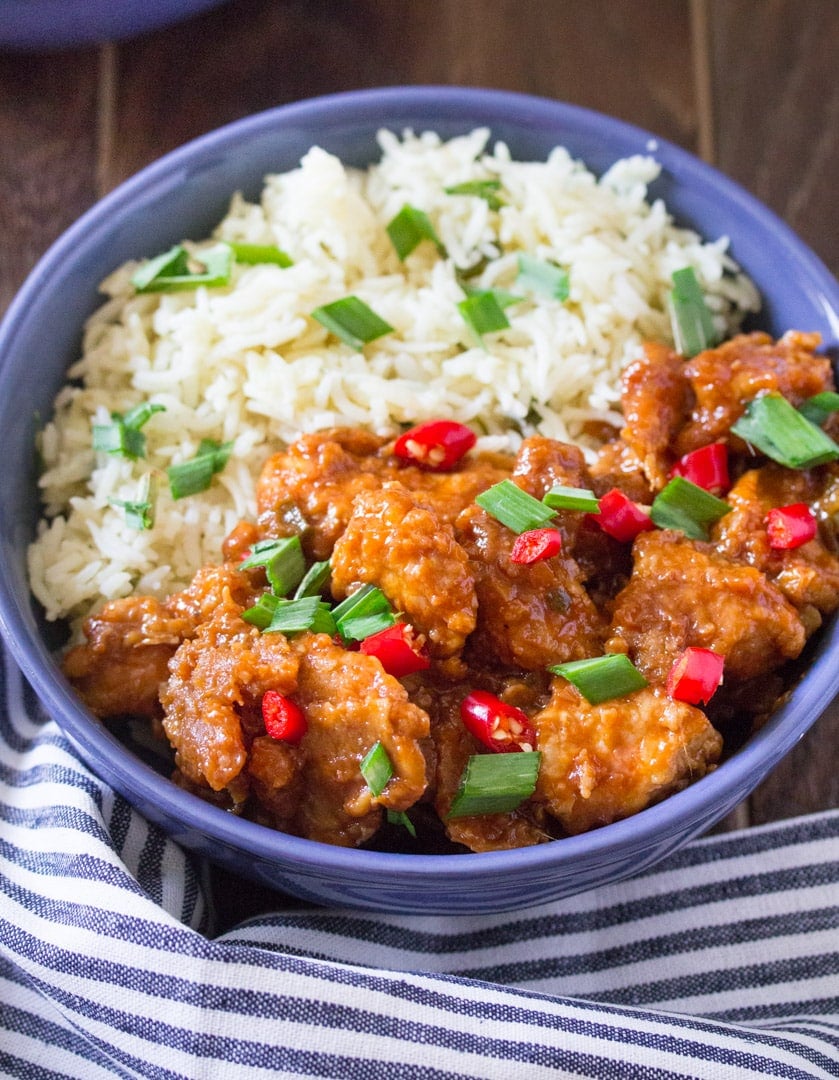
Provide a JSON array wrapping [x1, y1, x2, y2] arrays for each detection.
[[1, 643, 837, 1079]]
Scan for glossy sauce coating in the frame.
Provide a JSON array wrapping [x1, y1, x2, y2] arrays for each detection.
[[65, 331, 839, 852]]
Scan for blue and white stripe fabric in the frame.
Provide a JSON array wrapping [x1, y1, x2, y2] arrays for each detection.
[[1, 643, 837, 1079]]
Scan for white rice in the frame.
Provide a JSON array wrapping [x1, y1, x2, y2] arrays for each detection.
[[28, 128, 760, 631]]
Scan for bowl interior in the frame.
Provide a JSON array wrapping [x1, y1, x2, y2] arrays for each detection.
[[2, 87, 838, 912]]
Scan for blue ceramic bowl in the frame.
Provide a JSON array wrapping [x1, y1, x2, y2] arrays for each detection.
[[0, 0, 228, 49], [1, 87, 838, 914]]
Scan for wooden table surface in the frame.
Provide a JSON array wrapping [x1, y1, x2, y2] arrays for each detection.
[[1, 0, 837, 844]]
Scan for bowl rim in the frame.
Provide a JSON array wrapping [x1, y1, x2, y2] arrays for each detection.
[[2, 84, 839, 884]]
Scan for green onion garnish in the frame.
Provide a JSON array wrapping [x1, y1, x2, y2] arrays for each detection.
[[240, 592, 282, 630], [167, 438, 232, 500], [516, 253, 570, 301], [448, 751, 541, 818], [668, 267, 717, 357], [549, 654, 648, 704], [131, 243, 233, 293], [444, 179, 505, 210], [92, 402, 165, 460], [798, 391, 839, 427], [332, 584, 395, 642], [458, 290, 510, 343], [242, 594, 336, 636], [293, 559, 332, 600], [109, 474, 156, 530], [649, 476, 732, 540], [339, 611, 397, 643], [731, 393, 839, 468], [386, 204, 444, 261], [239, 537, 305, 597], [311, 296, 394, 351], [360, 741, 393, 798], [386, 809, 417, 837], [542, 484, 601, 514], [476, 479, 557, 533], [227, 241, 293, 267], [92, 422, 145, 458]]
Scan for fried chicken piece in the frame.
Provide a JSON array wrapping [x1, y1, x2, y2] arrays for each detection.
[[674, 330, 831, 456], [161, 599, 299, 793], [534, 680, 722, 834], [256, 427, 511, 560], [257, 428, 386, 559], [455, 503, 606, 670], [511, 436, 592, 546], [608, 530, 806, 683], [330, 482, 477, 659], [712, 463, 839, 619], [63, 595, 186, 718], [63, 564, 257, 718], [427, 683, 549, 852], [280, 633, 429, 846], [589, 438, 654, 503], [619, 341, 692, 490]]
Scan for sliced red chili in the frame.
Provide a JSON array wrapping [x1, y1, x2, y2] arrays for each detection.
[[591, 488, 656, 543], [510, 527, 563, 564], [670, 443, 730, 496], [393, 419, 476, 471], [460, 690, 537, 753], [666, 647, 725, 706], [765, 503, 818, 550], [261, 690, 307, 744], [359, 622, 431, 677]]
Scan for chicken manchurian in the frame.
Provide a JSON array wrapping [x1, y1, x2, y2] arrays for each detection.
[[64, 330, 839, 852]]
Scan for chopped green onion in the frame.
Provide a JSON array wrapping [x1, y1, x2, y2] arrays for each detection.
[[460, 284, 523, 310], [131, 243, 233, 293], [386, 809, 417, 837], [242, 594, 336, 636], [458, 290, 510, 343], [731, 393, 839, 468], [360, 741, 393, 798], [311, 296, 394, 351], [386, 204, 445, 260], [650, 476, 732, 540], [798, 391, 839, 427], [227, 241, 293, 267], [444, 179, 505, 210], [121, 402, 167, 430], [109, 474, 156, 530], [239, 537, 305, 597], [516, 253, 570, 301], [92, 421, 145, 458], [293, 559, 332, 600], [542, 484, 601, 514], [475, 478, 557, 533], [668, 267, 717, 357], [338, 610, 397, 644], [167, 438, 232, 499], [240, 592, 282, 630], [331, 584, 390, 620], [448, 751, 541, 818], [332, 584, 394, 642], [92, 402, 165, 460], [266, 597, 335, 636], [549, 654, 648, 704]]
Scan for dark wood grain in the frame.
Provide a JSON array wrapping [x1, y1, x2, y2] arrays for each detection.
[[104, 0, 696, 186], [0, 48, 101, 310], [707, 0, 839, 824], [0, 0, 836, 844], [708, 0, 839, 278]]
